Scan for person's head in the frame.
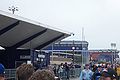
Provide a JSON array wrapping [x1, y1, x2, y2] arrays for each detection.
[[16, 63, 34, 80], [28, 69, 55, 80], [60, 63, 63, 66], [100, 71, 112, 80], [0, 64, 5, 80], [85, 64, 90, 69], [65, 62, 67, 65], [106, 63, 111, 68], [100, 76, 112, 80], [97, 65, 102, 71], [105, 77, 112, 80], [102, 64, 106, 68]]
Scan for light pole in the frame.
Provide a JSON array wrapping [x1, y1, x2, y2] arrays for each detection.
[[72, 46, 75, 64], [72, 34, 75, 64], [9, 6, 18, 14], [81, 42, 83, 69]]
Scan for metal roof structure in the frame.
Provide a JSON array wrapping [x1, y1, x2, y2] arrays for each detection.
[[0, 10, 71, 50]]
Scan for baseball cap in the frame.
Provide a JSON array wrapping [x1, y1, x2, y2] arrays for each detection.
[[85, 64, 89, 66], [101, 71, 114, 79], [0, 64, 5, 74]]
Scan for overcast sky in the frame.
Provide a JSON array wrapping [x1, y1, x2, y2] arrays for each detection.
[[0, 0, 120, 49]]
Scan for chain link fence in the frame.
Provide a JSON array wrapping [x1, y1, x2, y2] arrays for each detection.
[[5, 69, 16, 80]]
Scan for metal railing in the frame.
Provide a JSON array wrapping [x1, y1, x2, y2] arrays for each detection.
[[57, 68, 81, 79], [5, 69, 16, 80], [4, 68, 81, 80]]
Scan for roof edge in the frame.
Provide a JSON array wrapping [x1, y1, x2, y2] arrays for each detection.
[[0, 10, 72, 36]]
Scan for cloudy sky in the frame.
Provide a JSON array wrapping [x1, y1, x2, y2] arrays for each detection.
[[0, 0, 120, 49]]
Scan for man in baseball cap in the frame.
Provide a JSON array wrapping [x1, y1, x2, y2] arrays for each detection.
[[80, 64, 93, 80], [0, 63, 5, 80]]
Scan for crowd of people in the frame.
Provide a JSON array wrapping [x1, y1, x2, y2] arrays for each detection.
[[0, 62, 79, 80], [53, 62, 77, 80], [0, 63, 56, 80], [16, 63, 59, 80], [1, 62, 120, 80], [80, 63, 120, 80]]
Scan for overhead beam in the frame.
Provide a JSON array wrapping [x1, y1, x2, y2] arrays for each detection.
[[0, 21, 19, 36], [35, 34, 64, 50], [11, 29, 47, 48]]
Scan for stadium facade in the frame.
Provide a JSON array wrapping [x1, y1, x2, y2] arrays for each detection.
[[43, 40, 89, 64]]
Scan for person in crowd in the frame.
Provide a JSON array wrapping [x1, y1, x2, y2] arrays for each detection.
[[64, 62, 70, 80], [28, 69, 55, 80], [0, 64, 5, 80], [53, 64, 57, 76], [106, 63, 118, 80], [92, 65, 103, 80], [69, 63, 75, 77], [112, 64, 116, 70], [80, 64, 93, 80], [58, 63, 64, 79], [16, 63, 35, 80], [99, 71, 113, 80], [92, 65, 97, 72], [116, 64, 120, 79], [47, 65, 61, 80]]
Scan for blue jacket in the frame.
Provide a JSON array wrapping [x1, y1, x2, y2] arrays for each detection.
[[80, 69, 93, 80], [92, 70, 102, 80]]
